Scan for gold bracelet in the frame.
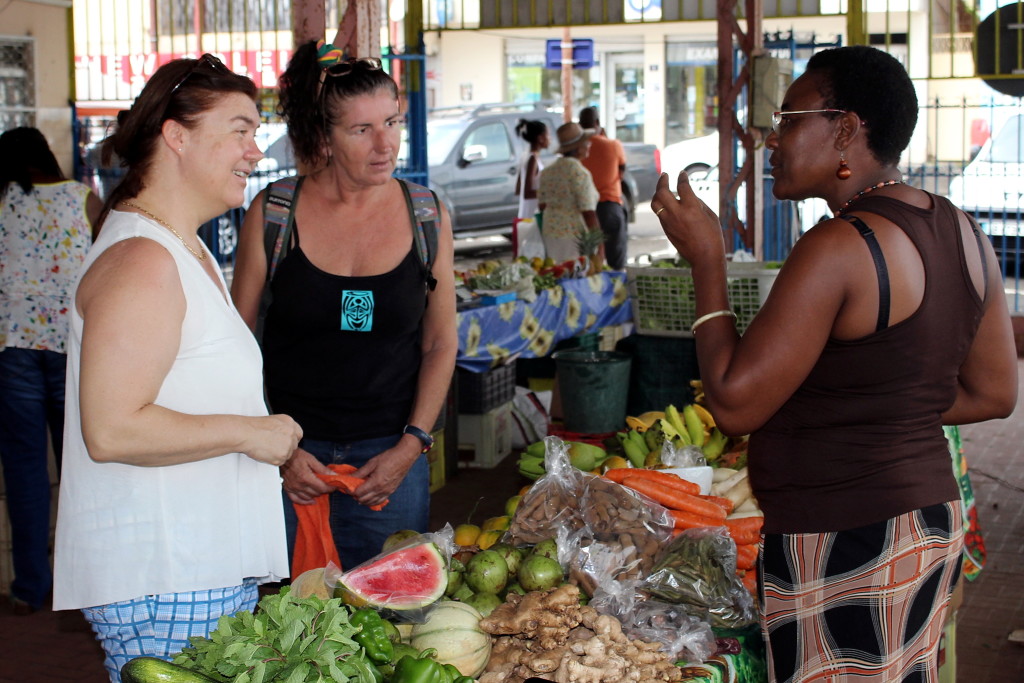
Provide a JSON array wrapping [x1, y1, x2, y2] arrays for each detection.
[[691, 309, 736, 334]]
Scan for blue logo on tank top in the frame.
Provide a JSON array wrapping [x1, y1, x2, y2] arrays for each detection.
[[341, 290, 374, 331]]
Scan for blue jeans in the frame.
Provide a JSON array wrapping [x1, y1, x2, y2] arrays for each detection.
[[283, 434, 430, 572], [0, 347, 67, 608]]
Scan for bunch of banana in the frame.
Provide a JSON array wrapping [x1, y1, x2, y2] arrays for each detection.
[[690, 379, 705, 404], [624, 410, 665, 433], [665, 402, 731, 462], [517, 441, 546, 480]]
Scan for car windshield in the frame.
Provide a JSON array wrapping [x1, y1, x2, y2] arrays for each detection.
[[987, 116, 1023, 163]]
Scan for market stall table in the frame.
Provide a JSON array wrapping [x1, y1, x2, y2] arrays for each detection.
[[456, 271, 631, 373]]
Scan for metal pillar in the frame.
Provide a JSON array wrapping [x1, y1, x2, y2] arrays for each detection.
[[716, 0, 763, 256]]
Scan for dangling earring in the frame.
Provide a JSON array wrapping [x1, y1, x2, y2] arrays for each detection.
[[836, 151, 852, 180]]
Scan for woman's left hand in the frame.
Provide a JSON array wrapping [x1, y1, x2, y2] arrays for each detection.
[[351, 440, 420, 508], [651, 172, 727, 266]]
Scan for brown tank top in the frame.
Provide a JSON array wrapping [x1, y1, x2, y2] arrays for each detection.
[[748, 193, 984, 533]]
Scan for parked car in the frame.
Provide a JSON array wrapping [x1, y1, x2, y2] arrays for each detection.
[[947, 113, 1023, 266], [414, 102, 660, 237]]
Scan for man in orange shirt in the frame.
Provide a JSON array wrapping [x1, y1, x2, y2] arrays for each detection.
[[579, 107, 627, 269]]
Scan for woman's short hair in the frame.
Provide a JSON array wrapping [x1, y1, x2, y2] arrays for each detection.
[[516, 118, 548, 146], [278, 41, 400, 168], [805, 46, 917, 167], [100, 55, 257, 220], [0, 127, 64, 195]]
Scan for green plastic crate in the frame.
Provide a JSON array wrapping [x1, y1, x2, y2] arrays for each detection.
[[625, 262, 781, 337]]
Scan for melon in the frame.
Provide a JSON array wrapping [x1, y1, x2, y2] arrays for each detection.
[[410, 601, 492, 677], [335, 541, 446, 610]]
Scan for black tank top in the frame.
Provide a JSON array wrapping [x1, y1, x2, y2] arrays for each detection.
[[749, 194, 984, 533], [262, 224, 427, 442]]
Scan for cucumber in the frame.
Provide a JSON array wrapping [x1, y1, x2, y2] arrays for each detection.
[[120, 657, 217, 683]]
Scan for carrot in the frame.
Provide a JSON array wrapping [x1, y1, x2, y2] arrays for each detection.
[[735, 543, 758, 571], [669, 509, 726, 531], [701, 494, 735, 515], [724, 516, 764, 545], [605, 468, 701, 495], [621, 477, 727, 521], [740, 569, 758, 596]]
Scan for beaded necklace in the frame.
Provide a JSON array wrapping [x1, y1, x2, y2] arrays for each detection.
[[835, 179, 904, 216], [121, 200, 206, 261]]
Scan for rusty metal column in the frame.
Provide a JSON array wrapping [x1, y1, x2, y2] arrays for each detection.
[[292, 0, 325, 46], [562, 27, 574, 123], [716, 0, 763, 255], [330, 0, 382, 57]]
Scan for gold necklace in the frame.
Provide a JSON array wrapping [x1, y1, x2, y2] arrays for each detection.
[[120, 200, 206, 261]]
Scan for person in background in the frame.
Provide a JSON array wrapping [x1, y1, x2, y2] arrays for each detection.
[[652, 45, 1017, 682], [578, 107, 628, 269], [514, 118, 549, 222], [231, 40, 457, 572], [537, 122, 602, 265], [0, 127, 101, 615], [53, 55, 302, 682]]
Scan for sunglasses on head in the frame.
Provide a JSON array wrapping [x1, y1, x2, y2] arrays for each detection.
[[316, 57, 384, 101], [168, 54, 233, 96]]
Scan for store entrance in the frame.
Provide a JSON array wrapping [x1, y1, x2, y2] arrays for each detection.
[[604, 53, 645, 142]]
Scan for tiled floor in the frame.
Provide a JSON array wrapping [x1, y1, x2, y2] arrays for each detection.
[[2, 362, 1023, 682]]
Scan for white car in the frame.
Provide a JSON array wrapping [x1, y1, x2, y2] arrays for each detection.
[[947, 114, 1023, 264]]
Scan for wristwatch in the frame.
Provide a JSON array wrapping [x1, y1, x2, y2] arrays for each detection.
[[403, 424, 434, 454]]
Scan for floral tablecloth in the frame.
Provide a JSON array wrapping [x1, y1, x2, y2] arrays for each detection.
[[456, 271, 632, 373]]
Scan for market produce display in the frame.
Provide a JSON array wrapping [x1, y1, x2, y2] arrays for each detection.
[[120, 398, 767, 683]]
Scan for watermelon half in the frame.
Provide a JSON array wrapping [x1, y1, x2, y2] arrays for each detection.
[[336, 542, 447, 610]]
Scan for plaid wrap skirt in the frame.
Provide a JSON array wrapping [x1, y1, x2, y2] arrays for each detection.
[[760, 501, 962, 683]]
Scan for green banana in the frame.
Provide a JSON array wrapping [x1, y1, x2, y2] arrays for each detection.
[[622, 430, 647, 456], [623, 438, 647, 468], [664, 404, 688, 439], [517, 456, 546, 475], [682, 404, 706, 447], [525, 441, 546, 458], [642, 425, 660, 453], [701, 427, 728, 461]]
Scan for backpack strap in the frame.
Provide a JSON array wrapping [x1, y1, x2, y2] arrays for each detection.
[[399, 179, 440, 292], [262, 175, 303, 282]]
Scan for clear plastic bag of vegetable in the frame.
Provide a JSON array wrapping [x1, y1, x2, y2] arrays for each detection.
[[641, 526, 757, 629]]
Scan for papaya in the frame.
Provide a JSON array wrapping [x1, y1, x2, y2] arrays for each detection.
[[121, 657, 217, 683]]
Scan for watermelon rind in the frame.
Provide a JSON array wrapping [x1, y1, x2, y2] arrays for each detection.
[[335, 542, 447, 610]]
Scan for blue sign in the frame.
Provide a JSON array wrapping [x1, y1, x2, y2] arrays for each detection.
[[545, 38, 595, 69]]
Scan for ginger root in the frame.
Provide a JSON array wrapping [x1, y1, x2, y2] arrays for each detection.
[[479, 586, 683, 683]]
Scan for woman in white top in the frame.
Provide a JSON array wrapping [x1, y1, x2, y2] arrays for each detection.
[[53, 54, 302, 683], [515, 118, 550, 220], [0, 127, 101, 615]]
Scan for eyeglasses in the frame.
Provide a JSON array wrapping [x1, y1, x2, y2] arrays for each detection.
[[316, 57, 384, 101], [771, 109, 848, 134]]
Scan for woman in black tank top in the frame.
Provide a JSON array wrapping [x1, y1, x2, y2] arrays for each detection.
[[230, 40, 458, 572], [651, 46, 1016, 682]]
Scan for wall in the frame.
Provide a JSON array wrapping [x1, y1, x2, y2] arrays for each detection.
[[2, 0, 75, 174]]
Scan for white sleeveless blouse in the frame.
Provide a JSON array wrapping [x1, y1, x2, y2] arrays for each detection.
[[53, 211, 288, 610]]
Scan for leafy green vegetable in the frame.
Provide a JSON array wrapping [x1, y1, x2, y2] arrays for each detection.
[[173, 587, 383, 683]]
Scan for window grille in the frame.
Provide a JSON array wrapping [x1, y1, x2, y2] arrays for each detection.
[[0, 38, 34, 130]]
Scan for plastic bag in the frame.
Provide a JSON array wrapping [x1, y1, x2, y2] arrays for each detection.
[[515, 216, 546, 261], [331, 524, 456, 623], [505, 436, 588, 546], [640, 526, 757, 629], [660, 438, 708, 468]]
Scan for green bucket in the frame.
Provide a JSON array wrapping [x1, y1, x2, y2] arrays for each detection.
[[552, 350, 632, 434]]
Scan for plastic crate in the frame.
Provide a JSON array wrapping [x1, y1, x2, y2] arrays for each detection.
[[626, 262, 781, 337], [457, 402, 513, 468], [456, 361, 516, 414]]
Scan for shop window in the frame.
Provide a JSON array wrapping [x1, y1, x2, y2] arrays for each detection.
[[0, 38, 34, 130]]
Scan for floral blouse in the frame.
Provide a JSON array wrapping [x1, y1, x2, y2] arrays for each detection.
[[537, 156, 598, 240], [1, 181, 93, 353]]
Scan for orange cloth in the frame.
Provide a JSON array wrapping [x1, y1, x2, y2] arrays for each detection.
[[581, 133, 626, 203], [291, 464, 389, 577]]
